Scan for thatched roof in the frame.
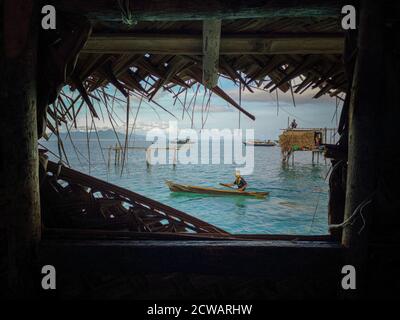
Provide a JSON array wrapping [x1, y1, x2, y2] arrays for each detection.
[[41, 1, 346, 137], [83, 17, 344, 105]]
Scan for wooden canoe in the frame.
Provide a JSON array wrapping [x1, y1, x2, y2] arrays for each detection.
[[165, 180, 269, 198]]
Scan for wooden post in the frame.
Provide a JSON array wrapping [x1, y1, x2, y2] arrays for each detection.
[[107, 146, 111, 169], [0, 0, 40, 297], [202, 19, 221, 89], [146, 147, 151, 168], [114, 144, 118, 166], [342, 0, 384, 296]]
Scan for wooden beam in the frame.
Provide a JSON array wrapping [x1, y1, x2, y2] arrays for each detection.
[[203, 19, 221, 88], [188, 67, 256, 120], [49, 0, 342, 21], [83, 34, 344, 55], [40, 239, 342, 277]]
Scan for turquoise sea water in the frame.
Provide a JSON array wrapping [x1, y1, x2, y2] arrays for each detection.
[[41, 138, 330, 235]]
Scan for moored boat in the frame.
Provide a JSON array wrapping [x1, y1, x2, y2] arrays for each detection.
[[165, 180, 269, 198], [171, 138, 190, 145], [243, 139, 276, 147]]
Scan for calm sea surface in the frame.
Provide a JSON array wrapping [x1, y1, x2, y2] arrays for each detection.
[[41, 138, 330, 235]]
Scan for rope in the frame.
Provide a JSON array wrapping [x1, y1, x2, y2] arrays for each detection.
[[309, 162, 337, 232], [117, 0, 137, 26], [329, 191, 376, 234], [309, 191, 321, 232]]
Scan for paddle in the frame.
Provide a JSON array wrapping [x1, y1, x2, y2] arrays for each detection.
[[219, 183, 251, 193], [220, 183, 238, 190]]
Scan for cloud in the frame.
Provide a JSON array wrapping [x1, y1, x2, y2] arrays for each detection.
[[191, 104, 233, 113], [224, 87, 337, 106], [70, 119, 171, 134]]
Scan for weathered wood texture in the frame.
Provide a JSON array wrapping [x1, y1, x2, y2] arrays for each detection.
[[50, 6, 347, 125], [39, 239, 343, 298], [203, 20, 221, 88], [49, 0, 342, 21], [44, 160, 229, 236], [342, 0, 384, 297], [83, 34, 344, 55], [362, 2, 400, 299], [0, 0, 41, 297], [373, 8, 400, 244], [328, 160, 346, 241], [43, 227, 332, 241], [343, 1, 383, 247]]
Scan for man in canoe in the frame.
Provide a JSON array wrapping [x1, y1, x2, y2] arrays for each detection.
[[225, 171, 248, 191]]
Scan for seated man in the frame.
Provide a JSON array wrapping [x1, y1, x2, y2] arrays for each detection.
[[226, 171, 248, 191]]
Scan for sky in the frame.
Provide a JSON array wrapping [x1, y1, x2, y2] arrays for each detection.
[[64, 77, 343, 140]]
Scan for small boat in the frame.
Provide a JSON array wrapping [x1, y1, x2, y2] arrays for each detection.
[[165, 180, 269, 198], [171, 138, 190, 145], [243, 139, 276, 147]]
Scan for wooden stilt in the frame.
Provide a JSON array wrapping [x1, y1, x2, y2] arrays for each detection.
[[114, 143, 118, 166], [342, 0, 384, 297], [107, 146, 111, 169], [172, 147, 177, 169], [0, 0, 40, 297], [343, 0, 383, 247], [146, 147, 152, 168]]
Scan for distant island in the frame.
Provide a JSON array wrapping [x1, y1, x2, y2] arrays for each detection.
[[47, 129, 146, 141]]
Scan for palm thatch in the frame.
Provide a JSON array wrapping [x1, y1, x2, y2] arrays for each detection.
[[39, 10, 346, 140]]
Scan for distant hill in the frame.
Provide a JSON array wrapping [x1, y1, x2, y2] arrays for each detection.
[[50, 129, 146, 141]]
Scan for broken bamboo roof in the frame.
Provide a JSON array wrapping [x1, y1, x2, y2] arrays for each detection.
[[46, 0, 346, 127]]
